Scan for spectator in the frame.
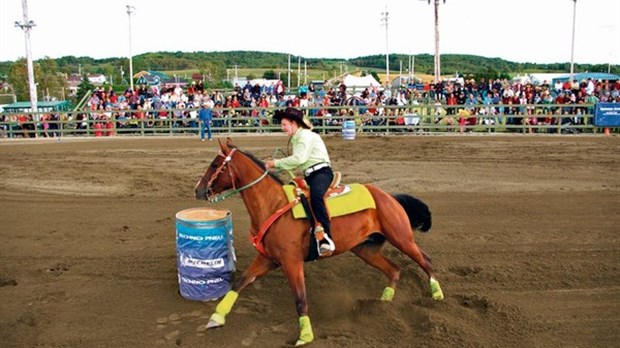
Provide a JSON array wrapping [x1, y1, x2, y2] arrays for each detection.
[[198, 100, 213, 141]]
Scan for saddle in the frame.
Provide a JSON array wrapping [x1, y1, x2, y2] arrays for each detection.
[[281, 175, 375, 220], [289, 171, 345, 197]]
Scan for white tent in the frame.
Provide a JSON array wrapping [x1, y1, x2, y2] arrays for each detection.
[[343, 74, 381, 90]]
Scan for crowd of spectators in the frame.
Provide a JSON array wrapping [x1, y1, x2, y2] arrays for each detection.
[[64, 75, 620, 132], [421, 77, 620, 132], [2, 74, 619, 137]]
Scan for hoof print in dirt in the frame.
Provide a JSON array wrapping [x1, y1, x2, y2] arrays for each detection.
[[46, 264, 69, 276], [0, 275, 18, 287]]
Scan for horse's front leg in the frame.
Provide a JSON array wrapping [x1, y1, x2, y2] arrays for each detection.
[[281, 260, 314, 347], [207, 254, 278, 329]]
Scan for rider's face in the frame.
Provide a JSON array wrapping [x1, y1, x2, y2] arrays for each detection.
[[281, 118, 297, 136]]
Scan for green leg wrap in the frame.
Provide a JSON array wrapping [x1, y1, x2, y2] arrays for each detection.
[[215, 290, 239, 315], [380, 286, 395, 301], [210, 290, 239, 325], [295, 315, 314, 346], [430, 278, 444, 301]]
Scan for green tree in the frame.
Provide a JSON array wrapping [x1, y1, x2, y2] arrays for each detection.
[[197, 60, 226, 88], [76, 74, 94, 104], [7, 58, 30, 101], [8, 57, 68, 102], [282, 72, 298, 90], [263, 69, 277, 79], [37, 57, 67, 101]]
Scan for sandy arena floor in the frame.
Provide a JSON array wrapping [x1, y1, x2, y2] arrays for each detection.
[[1, 134, 619, 347]]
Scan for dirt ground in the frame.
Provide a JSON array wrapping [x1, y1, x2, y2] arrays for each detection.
[[1, 134, 619, 348]]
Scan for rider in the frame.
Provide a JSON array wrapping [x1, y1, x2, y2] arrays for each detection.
[[265, 107, 336, 256]]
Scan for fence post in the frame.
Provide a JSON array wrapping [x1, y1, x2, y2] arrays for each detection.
[[86, 115, 91, 137], [111, 113, 117, 136]]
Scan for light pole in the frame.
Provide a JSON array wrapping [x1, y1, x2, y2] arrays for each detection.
[[423, 0, 446, 84], [126, 5, 135, 92], [569, 0, 577, 83], [14, 0, 37, 117], [381, 5, 389, 90]]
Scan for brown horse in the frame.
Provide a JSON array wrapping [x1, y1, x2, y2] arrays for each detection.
[[194, 138, 444, 346]]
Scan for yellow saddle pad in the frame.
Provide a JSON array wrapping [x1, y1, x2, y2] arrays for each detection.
[[282, 183, 376, 219]]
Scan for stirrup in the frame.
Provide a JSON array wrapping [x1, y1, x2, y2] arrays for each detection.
[[317, 233, 335, 256]]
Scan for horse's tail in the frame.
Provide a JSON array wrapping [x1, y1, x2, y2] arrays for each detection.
[[392, 193, 432, 232]]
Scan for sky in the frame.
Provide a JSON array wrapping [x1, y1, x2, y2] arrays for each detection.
[[1, 0, 619, 66]]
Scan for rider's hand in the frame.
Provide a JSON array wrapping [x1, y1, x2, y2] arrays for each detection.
[[265, 160, 275, 169]]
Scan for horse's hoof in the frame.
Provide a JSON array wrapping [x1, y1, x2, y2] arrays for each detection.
[[430, 279, 444, 301], [206, 313, 225, 329], [295, 338, 311, 347], [296, 315, 314, 346], [380, 286, 395, 301]]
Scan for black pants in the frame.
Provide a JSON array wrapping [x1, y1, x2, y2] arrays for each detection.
[[305, 167, 334, 235]]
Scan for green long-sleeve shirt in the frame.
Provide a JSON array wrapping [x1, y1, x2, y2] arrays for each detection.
[[274, 128, 330, 172]]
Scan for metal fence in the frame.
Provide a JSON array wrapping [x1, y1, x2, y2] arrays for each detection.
[[0, 103, 611, 139]]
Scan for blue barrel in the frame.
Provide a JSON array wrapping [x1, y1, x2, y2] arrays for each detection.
[[342, 120, 356, 140], [175, 208, 236, 301]]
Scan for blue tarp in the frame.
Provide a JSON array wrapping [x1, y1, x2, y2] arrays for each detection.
[[552, 72, 620, 84]]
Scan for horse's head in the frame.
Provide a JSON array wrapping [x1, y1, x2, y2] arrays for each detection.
[[195, 138, 237, 201]]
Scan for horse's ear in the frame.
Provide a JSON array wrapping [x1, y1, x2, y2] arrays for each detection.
[[218, 139, 228, 153], [226, 137, 234, 147]]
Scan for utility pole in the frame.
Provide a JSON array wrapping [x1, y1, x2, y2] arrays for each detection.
[[297, 56, 301, 88], [287, 54, 291, 92], [381, 5, 389, 89], [14, 0, 37, 117], [423, 0, 446, 84], [569, 0, 577, 83], [304, 61, 307, 85], [126, 5, 135, 92]]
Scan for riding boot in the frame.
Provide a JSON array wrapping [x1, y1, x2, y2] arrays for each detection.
[[315, 225, 335, 256]]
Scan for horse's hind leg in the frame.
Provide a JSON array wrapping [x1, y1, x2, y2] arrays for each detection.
[[351, 243, 400, 301], [390, 238, 444, 300], [207, 255, 278, 329]]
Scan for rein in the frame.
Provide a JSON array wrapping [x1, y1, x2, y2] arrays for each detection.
[[204, 146, 294, 261], [204, 148, 269, 203], [250, 197, 300, 260]]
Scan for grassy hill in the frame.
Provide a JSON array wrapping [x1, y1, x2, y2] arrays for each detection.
[[0, 51, 617, 94]]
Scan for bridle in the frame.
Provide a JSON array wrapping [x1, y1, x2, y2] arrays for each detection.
[[201, 148, 269, 203]]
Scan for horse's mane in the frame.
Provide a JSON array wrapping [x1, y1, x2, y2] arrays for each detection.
[[229, 145, 284, 185]]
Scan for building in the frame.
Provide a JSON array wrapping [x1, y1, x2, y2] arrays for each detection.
[[87, 74, 107, 86], [2, 100, 73, 113]]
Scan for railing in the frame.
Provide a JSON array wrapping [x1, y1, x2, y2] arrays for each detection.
[[0, 103, 611, 139]]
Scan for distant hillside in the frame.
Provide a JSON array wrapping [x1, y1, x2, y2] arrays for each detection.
[[0, 51, 617, 83]]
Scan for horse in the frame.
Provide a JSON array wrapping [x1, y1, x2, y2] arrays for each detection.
[[194, 138, 444, 346]]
